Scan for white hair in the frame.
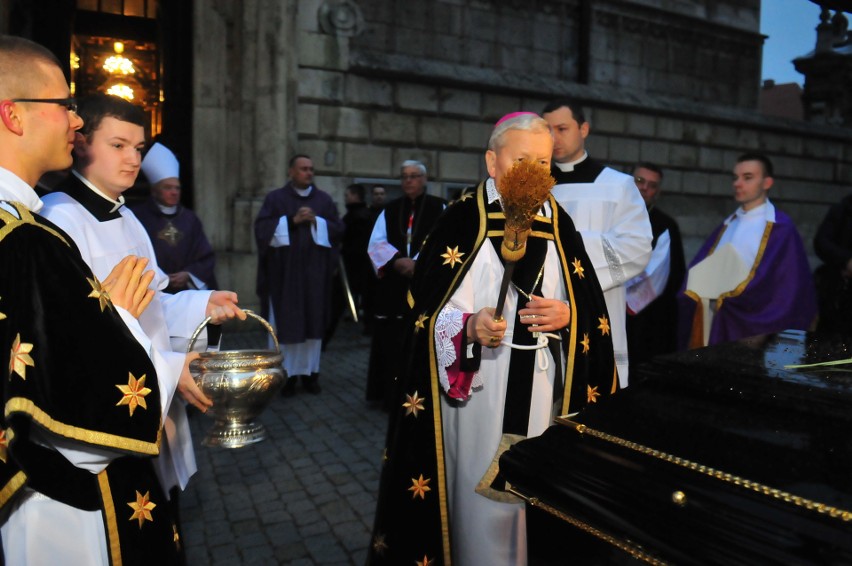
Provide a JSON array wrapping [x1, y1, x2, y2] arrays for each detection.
[[401, 160, 427, 176], [488, 114, 550, 151]]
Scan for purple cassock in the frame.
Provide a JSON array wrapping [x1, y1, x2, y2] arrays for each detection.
[[131, 197, 218, 293], [254, 182, 343, 345], [678, 210, 817, 349]]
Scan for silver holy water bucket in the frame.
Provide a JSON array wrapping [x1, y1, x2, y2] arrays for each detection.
[[187, 310, 284, 449]]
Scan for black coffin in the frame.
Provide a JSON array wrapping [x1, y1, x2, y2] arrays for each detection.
[[500, 330, 852, 565]]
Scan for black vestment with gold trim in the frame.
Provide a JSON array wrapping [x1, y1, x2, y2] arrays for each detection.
[[367, 182, 619, 565], [0, 202, 180, 565]]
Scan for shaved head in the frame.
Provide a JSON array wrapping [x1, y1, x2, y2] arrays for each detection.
[[0, 35, 62, 99]]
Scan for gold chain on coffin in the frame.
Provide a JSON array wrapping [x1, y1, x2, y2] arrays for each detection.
[[505, 485, 671, 566], [557, 417, 852, 523]]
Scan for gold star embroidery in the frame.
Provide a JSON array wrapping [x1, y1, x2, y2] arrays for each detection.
[[440, 246, 465, 268], [403, 391, 426, 417], [372, 533, 389, 556], [128, 490, 156, 528], [458, 191, 474, 202], [87, 277, 113, 312], [415, 556, 434, 566], [10, 334, 34, 380], [409, 474, 431, 500], [580, 333, 590, 354], [0, 428, 7, 464], [116, 373, 152, 417], [587, 385, 600, 404], [414, 314, 428, 332], [0, 296, 6, 320], [572, 258, 585, 279], [597, 315, 610, 336]]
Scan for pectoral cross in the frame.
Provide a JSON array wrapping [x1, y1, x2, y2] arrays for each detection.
[[157, 221, 183, 247]]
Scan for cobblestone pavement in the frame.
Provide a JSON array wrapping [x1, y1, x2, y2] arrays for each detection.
[[179, 319, 387, 565]]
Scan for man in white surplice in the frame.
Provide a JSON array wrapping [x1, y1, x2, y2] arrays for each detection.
[[41, 94, 244, 503], [543, 99, 652, 387]]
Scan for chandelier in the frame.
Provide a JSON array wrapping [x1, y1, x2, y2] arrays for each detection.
[[102, 42, 136, 101], [103, 42, 135, 75]]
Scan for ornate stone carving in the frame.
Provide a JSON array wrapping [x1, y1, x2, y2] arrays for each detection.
[[318, 0, 365, 37]]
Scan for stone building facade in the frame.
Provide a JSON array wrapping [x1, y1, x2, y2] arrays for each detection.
[[4, 0, 852, 310]]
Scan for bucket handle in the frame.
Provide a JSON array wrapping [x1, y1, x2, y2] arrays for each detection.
[[186, 309, 280, 354]]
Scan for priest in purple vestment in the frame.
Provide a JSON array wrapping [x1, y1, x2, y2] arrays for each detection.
[[254, 154, 343, 395], [133, 142, 218, 294], [678, 153, 816, 348]]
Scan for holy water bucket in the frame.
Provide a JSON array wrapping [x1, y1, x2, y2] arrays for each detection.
[[187, 310, 284, 448]]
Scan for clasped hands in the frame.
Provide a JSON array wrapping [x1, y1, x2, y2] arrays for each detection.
[[466, 295, 571, 348], [293, 206, 316, 226]]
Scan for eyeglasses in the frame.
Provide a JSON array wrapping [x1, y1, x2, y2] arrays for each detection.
[[11, 97, 78, 113], [634, 176, 659, 191], [400, 174, 424, 181]]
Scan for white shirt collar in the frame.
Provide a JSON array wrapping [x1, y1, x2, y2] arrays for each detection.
[[0, 166, 44, 212], [554, 151, 588, 173], [725, 199, 775, 225], [294, 185, 313, 197], [72, 170, 125, 213]]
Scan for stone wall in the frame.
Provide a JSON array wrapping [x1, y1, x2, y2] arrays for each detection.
[[195, 0, 852, 310]]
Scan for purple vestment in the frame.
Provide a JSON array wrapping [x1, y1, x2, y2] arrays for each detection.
[[130, 197, 218, 292], [254, 183, 343, 344], [678, 209, 817, 348]]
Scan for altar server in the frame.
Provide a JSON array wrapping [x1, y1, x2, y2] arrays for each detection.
[[542, 99, 652, 387], [40, 93, 244, 528]]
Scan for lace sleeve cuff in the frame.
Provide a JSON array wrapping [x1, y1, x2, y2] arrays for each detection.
[[435, 305, 479, 400]]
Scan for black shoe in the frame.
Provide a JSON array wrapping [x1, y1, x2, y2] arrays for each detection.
[[281, 377, 297, 397], [302, 373, 321, 394]]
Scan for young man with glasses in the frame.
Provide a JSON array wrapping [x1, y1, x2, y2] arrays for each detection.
[[624, 163, 686, 369], [0, 35, 182, 565], [365, 160, 445, 409]]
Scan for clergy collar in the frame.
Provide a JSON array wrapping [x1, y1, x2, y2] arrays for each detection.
[[69, 170, 125, 221], [156, 202, 179, 215], [292, 184, 313, 197], [0, 166, 43, 212], [554, 151, 588, 173]]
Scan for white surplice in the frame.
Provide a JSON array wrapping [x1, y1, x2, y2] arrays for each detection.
[[551, 163, 652, 387], [41, 180, 211, 495]]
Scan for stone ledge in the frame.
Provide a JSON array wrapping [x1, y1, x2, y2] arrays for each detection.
[[347, 49, 852, 142]]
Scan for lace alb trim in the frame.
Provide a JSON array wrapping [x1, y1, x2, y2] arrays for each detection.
[[602, 236, 626, 285], [435, 305, 464, 392]]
